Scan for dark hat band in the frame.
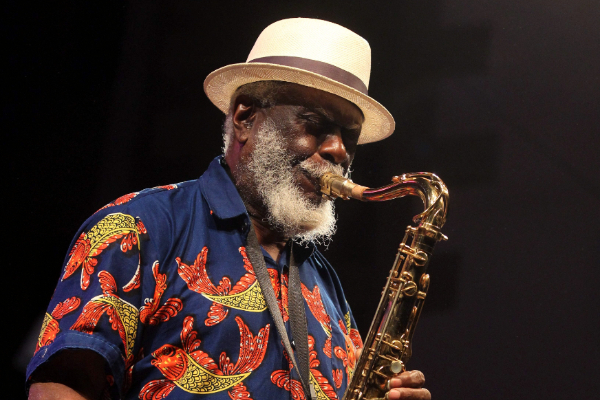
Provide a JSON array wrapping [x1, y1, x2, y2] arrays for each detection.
[[248, 56, 368, 95]]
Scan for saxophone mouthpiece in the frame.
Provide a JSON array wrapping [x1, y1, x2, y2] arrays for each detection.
[[319, 173, 367, 201]]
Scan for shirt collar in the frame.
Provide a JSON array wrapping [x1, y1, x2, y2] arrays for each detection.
[[200, 156, 248, 220], [199, 156, 318, 258]]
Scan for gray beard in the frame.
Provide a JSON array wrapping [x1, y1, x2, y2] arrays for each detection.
[[239, 118, 347, 245]]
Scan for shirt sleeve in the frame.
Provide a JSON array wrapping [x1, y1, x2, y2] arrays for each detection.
[[26, 208, 151, 395]]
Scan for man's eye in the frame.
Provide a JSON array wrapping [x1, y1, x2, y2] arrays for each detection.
[[298, 113, 323, 125], [343, 128, 361, 142]]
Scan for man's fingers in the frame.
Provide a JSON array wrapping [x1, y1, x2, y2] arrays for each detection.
[[388, 370, 426, 388], [386, 388, 431, 400], [355, 347, 363, 360]]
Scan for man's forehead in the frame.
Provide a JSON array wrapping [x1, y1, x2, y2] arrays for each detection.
[[265, 82, 364, 122]]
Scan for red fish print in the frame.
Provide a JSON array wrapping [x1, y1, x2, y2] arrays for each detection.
[[333, 318, 363, 382], [97, 192, 139, 213], [123, 264, 141, 292], [71, 270, 142, 393], [177, 246, 279, 326], [271, 351, 306, 400], [35, 297, 81, 353], [308, 335, 338, 400], [62, 213, 145, 290], [343, 312, 364, 354], [71, 270, 139, 360], [139, 261, 183, 325], [271, 335, 338, 400], [302, 283, 332, 357], [139, 315, 270, 400], [97, 184, 178, 213], [268, 266, 289, 322], [332, 369, 343, 389], [153, 184, 178, 190]]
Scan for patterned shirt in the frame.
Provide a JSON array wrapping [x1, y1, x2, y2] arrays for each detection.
[[27, 156, 363, 400]]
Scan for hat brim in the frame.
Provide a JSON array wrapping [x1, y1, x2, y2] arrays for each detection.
[[204, 62, 395, 144]]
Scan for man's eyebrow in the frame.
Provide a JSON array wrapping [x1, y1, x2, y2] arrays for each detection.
[[309, 106, 334, 122], [308, 106, 362, 131]]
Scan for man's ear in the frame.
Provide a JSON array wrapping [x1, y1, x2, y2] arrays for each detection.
[[232, 95, 258, 143]]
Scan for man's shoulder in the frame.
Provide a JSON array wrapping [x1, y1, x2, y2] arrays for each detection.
[[78, 178, 204, 242], [80, 156, 239, 238], [95, 179, 198, 214], [95, 156, 229, 216]]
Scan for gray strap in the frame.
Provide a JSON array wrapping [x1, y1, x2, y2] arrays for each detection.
[[245, 226, 313, 399], [288, 248, 313, 399]]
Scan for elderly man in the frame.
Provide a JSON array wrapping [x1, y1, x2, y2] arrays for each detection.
[[27, 18, 430, 400]]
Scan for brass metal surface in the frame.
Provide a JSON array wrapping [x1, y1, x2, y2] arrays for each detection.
[[319, 172, 449, 400]]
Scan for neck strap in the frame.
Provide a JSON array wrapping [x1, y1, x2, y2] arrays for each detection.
[[245, 227, 314, 399]]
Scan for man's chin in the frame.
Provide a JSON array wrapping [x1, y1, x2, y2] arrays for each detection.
[[264, 183, 336, 241], [290, 205, 338, 245]]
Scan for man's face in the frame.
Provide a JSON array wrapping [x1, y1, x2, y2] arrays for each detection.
[[233, 83, 364, 242], [258, 84, 362, 199]]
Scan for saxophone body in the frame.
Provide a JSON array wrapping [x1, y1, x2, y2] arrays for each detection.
[[319, 172, 449, 400]]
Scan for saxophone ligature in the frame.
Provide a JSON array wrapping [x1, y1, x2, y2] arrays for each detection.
[[320, 172, 449, 400]]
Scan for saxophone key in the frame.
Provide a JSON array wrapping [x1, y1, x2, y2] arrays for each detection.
[[401, 281, 418, 296], [390, 360, 404, 374]]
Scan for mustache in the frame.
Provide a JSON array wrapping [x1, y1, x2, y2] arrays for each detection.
[[298, 159, 346, 180]]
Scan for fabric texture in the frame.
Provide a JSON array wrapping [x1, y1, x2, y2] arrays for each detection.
[[27, 156, 363, 400]]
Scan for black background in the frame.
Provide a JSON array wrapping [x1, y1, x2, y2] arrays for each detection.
[[5, 1, 600, 399]]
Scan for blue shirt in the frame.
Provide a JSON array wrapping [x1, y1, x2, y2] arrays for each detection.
[[27, 156, 363, 400]]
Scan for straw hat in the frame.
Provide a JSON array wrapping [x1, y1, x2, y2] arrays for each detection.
[[204, 18, 395, 144]]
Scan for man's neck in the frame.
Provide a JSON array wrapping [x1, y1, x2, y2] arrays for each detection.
[[250, 216, 289, 262]]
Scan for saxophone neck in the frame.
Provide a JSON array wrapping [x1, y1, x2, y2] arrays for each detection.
[[393, 173, 448, 230], [319, 172, 449, 233]]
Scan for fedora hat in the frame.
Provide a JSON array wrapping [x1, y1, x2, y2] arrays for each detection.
[[204, 18, 395, 144]]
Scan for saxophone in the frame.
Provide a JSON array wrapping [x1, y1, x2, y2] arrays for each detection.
[[319, 172, 449, 400]]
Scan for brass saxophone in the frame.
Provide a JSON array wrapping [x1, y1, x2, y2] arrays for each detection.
[[319, 172, 449, 400]]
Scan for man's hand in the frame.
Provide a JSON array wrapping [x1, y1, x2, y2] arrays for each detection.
[[386, 370, 431, 400]]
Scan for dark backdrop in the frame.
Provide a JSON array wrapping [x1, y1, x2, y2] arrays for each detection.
[[5, 1, 599, 399]]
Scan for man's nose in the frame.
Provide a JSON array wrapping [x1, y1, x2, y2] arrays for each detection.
[[318, 130, 348, 165]]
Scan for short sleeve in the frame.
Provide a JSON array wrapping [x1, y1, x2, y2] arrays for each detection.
[[26, 209, 150, 395]]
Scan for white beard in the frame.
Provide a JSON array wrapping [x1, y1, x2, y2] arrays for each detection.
[[240, 118, 347, 244]]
